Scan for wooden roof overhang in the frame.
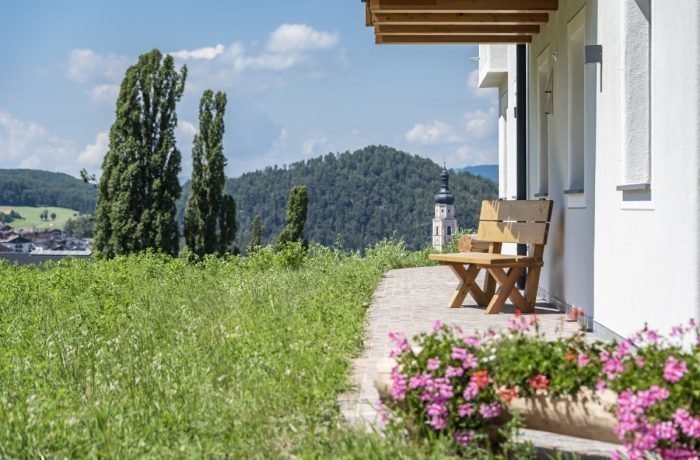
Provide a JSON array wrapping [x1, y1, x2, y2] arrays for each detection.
[[362, 0, 558, 44]]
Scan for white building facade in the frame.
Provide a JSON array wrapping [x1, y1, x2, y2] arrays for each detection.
[[478, 0, 700, 338]]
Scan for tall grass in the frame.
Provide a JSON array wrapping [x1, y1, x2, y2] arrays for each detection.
[[0, 242, 435, 458]]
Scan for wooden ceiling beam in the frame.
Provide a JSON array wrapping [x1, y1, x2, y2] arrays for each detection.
[[368, 0, 558, 14], [376, 34, 533, 44], [375, 24, 540, 35], [371, 12, 550, 25]]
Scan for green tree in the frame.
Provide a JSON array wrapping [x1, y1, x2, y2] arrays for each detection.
[[248, 214, 264, 252], [50, 212, 56, 221], [183, 90, 237, 257], [277, 185, 308, 248], [41, 209, 49, 221], [95, 49, 187, 258]]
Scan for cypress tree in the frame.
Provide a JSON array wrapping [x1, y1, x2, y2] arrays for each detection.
[[95, 49, 186, 258], [277, 185, 308, 248], [184, 90, 237, 257], [248, 214, 264, 252]]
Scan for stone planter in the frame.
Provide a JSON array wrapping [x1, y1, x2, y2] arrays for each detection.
[[374, 359, 620, 445]]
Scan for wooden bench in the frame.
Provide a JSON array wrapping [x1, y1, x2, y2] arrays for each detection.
[[428, 200, 553, 314]]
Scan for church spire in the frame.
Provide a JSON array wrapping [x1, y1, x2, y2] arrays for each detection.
[[434, 166, 455, 205]]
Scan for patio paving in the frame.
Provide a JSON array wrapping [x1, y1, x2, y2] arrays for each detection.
[[338, 265, 618, 458]]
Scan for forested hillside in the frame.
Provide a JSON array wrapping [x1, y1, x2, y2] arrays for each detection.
[[0, 169, 96, 214], [179, 145, 498, 251]]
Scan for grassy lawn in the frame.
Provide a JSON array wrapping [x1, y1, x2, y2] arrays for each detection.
[[0, 205, 81, 230], [0, 243, 449, 458]]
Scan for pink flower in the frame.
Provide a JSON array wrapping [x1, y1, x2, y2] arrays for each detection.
[[451, 347, 478, 369], [479, 402, 501, 419], [454, 430, 473, 446], [432, 320, 442, 333], [388, 332, 409, 357], [462, 334, 480, 348], [390, 368, 407, 401], [663, 356, 688, 383], [634, 356, 645, 368], [463, 382, 479, 401], [596, 379, 607, 392], [577, 353, 591, 368], [458, 403, 474, 417], [445, 366, 464, 378], [409, 373, 431, 389], [427, 358, 441, 371]]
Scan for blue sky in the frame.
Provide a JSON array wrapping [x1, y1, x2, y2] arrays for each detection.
[[0, 0, 499, 178]]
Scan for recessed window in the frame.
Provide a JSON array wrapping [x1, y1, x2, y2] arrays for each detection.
[[620, 0, 651, 202], [447, 226, 452, 236]]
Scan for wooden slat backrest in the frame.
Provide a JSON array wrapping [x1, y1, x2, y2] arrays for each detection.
[[480, 199, 552, 223], [476, 200, 553, 246]]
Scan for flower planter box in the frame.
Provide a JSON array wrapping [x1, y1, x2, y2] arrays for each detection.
[[374, 359, 620, 445]]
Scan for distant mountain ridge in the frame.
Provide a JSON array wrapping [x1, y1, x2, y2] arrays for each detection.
[[179, 145, 499, 251], [0, 169, 97, 214], [459, 165, 498, 182], [0, 147, 499, 251]]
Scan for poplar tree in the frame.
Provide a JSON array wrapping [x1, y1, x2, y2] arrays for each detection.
[[184, 90, 237, 257], [248, 214, 264, 252], [277, 185, 308, 248], [95, 49, 186, 258]]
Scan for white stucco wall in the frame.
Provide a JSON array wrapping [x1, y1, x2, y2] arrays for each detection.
[[594, 0, 700, 336], [527, 0, 596, 318], [480, 0, 700, 337]]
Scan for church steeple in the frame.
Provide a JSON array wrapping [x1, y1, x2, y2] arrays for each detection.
[[432, 166, 457, 251]]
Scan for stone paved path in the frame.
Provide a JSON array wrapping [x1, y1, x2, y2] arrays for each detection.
[[338, 266, 618, 458]]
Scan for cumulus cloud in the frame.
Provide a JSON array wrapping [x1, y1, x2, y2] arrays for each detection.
[[78, 131, 109, 166], [178, 120, 197, 138], [170, 44, 225, 61], [267, 24, 339, 53], [301, 136, 329, 157], [89, 84, 120, 103], [405, 120, 462, 145], [464, 108, 497, 138], [66, 48, 129, 83], [0, 111, 78, 174], [454, 145, 496, 166]]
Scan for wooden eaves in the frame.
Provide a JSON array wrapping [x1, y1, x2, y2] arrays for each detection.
[[362, 0, 558, 44]]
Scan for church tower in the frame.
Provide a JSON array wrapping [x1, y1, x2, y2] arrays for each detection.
[[432, 167, 457, 251]]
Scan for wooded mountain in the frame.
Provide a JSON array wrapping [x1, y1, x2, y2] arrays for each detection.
[[0, 169, 96, 214], [179, 145, 498, 251]]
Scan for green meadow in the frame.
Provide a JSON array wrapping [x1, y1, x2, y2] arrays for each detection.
[[0, 243, 457, 458], [0, 205, 81, 230]]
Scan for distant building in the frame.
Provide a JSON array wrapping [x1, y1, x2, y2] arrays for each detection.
[[1, 235, 34, 253], [432, 168, 457, 251]]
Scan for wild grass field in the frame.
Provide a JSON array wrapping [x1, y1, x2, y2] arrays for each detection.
[[0, 205, 80, 230], [0, 242, 453, 458]]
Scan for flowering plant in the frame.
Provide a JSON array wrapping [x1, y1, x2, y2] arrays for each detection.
[[380, 315, 700, 459]]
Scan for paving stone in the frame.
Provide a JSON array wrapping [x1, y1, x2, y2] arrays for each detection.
[[338, 266, 613, 456]]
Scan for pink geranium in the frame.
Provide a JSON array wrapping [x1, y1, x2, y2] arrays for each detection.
[[663, 356, 688, 383]]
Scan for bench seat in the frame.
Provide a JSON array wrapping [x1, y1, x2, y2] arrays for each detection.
[[429, 252, 541, 267]]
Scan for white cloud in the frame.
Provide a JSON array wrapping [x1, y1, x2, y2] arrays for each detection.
[[78, 132, 109, 166], [0, 111, 78, 174], [405, 120, 462, 145], [453, 145, 496, 166], [178, 120, 197, 138], [66, 49, 129, 83], [267, 24, 339, 53], [170, 44, 225, 61], [464, 108, 497, 138], [301, 136, 328, 157], [89, 84, 120, 103]]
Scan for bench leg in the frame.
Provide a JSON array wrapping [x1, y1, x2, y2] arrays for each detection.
[[447, 264, 480, 308], [485, 266, 524, 314], [524, 265, 542, 310]]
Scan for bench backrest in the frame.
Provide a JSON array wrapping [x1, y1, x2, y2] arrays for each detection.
[[476, 200, 553, 247]]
